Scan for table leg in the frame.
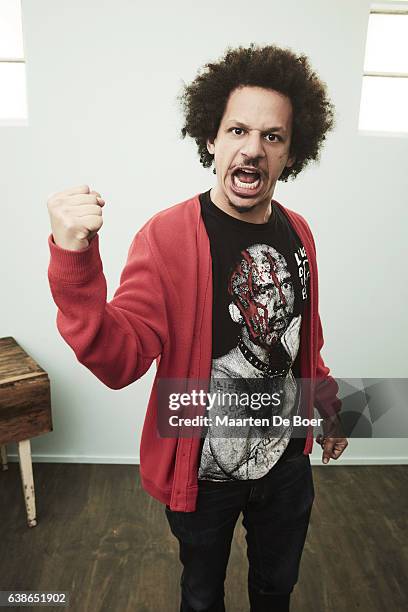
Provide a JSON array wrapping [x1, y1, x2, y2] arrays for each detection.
[[1, 444, 8, 471], [18, 439, 37, 528]]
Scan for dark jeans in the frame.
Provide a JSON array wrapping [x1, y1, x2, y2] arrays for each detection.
[[165, 453, 315, 612]]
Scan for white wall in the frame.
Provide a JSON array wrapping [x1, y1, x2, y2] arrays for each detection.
[[1, 0, 407, 465]]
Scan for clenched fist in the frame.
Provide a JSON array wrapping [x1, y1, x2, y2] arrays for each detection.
[[47, 184, 105, 251]]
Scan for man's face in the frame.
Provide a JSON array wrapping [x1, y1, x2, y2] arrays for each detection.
[[229, 245, 295, 348], [252, 254, 294, 347], [207, 86, 295, 213]]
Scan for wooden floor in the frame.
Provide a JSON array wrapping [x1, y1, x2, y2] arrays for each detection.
[[1, 462, 407, 612]]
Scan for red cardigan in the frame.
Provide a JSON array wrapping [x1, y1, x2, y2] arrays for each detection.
[[47, 193, 341, 512]]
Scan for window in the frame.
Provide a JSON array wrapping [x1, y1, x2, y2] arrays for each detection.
[[359, 2, 408, 135], [0, 0, 28, 126]]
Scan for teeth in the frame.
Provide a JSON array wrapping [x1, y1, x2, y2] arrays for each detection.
[[233, 174, 261, 190]]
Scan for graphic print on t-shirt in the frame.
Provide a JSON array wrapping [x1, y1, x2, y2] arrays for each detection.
[[198, 190, 310, 481], [295, 245, 309, 301]]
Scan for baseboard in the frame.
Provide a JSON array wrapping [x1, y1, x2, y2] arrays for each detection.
[[3, 453, 408, 465], [4, 454, 141, 464]]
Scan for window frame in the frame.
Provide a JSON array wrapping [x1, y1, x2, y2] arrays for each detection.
[[359, 2, 408, 137], [0, 0, 28, 126]]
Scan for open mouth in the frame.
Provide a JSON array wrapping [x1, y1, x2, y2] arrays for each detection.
[[230, 168, 263, 196], [272, 319, 286, 330]]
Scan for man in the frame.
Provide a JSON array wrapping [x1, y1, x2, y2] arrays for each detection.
[[47, 43, 347, 612]]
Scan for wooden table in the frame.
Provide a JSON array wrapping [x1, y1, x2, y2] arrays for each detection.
[[0, 336, 52, 527]]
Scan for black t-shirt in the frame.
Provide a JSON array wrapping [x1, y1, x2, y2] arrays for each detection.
[[198, 189, 309, 480]]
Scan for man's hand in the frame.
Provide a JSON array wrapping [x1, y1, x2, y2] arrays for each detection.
[[47, 184, 105, 251], [316, 434, 348, 464], [316, 413, 348, 464]]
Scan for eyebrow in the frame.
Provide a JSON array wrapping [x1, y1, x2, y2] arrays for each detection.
[[255, 276, 292, 291], [225, 120, 287, 134]]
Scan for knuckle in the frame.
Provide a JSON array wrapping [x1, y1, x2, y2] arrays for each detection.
[[47, 190, 59, 203], [47, 196, 58, 209]]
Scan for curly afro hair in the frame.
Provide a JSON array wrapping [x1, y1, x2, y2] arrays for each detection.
[[178, 43, 335, 181]]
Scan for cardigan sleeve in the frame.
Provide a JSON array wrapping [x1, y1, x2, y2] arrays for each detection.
[[300, 216, 342, 420], [47, 230, 168, 389], [314, 315, 342, 418]]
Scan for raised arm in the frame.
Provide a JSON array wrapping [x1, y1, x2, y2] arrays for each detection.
[[47, 185, 168, 389]]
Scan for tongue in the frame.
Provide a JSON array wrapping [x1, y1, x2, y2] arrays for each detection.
[[235, 170, 259, 183]]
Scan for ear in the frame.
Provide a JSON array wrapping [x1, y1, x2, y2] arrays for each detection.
[[206, 137, 215, 155], [286, 153, 295, 168]]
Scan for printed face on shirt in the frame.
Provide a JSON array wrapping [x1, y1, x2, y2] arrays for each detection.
[[206, 86, 295, 215], [229, 244, 295, 348]]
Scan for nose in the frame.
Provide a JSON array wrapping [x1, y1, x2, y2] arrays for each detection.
[[270, 286, 287, 310], [240, 131, 266, 161]]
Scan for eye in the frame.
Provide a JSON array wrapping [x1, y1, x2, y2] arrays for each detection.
[[230, 127, 245, 136], [265, 133, 281, 142], [256, 285, 271, 296]]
